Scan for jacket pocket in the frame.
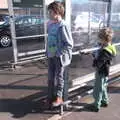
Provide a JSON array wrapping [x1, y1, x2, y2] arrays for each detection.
[[60, 49, 72, 67]]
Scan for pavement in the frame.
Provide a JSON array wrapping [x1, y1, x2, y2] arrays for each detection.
[[58, 80, 120, 120], [0, 54, 119, 120]]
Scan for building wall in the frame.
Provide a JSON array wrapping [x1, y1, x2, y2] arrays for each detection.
[[0, 0, 55, 15], [0, 0, 8, 14], [0, 0, 8, 9]]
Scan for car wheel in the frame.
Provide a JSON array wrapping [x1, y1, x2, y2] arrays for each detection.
[[0, 35, 11, 47]]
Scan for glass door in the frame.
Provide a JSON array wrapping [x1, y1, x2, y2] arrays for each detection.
[[89, 1, 108, 47], [71, 0, 109, 51]]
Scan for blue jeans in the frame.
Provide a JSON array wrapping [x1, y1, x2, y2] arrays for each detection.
[[47, 57, 66, 101], [93, 71, 109, 109]]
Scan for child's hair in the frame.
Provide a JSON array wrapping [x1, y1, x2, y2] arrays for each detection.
[[98, 27, 114, 43], [48, 1, 65, 18]]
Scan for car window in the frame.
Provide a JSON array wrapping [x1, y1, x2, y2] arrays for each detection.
[[31, 17, 37, 25], [16, 18, 24, 25], [24, 17, 32, 24], [31, 17, 43, 25], [15, 17, 32, 25], [0, 17, 5, 25], [0, 15, 9, 25]]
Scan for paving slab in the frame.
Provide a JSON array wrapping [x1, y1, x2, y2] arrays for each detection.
[[0, 54, 119, 120]]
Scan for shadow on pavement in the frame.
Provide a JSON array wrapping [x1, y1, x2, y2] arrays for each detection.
[[0, 91, 60, 119], [0, 86, 119, 118], [68, 86, 120, 113]]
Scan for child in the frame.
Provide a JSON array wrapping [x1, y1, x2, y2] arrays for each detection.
[[46, 1, 73, 107], [88, 27, 117, 112]]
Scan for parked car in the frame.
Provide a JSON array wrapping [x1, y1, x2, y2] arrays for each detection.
[[0, 14, 9, 25], [72, 12, 103, 32], [0, 15, 44, 47]]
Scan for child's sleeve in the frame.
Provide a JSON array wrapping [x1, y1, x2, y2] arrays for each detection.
[[60, 25, 73, 50], [58, 25, 74, 66]]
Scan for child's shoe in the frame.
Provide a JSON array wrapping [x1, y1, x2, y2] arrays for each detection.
[[52, 97, 63, 107], [101, 102, 108, 107], [85, 104, 99, 112]]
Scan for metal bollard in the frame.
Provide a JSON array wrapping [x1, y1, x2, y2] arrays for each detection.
[[60, 100, 72, 115], [60, 104, 64, 115]]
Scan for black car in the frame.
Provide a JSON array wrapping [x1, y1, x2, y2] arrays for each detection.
[[0, 15, 44, 47], [0, 14, 9, 25]]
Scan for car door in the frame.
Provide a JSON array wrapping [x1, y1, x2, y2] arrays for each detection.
[[15, 17, 26, 37], [15, 16, 33, 37], [31, 16, 44, 36]]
